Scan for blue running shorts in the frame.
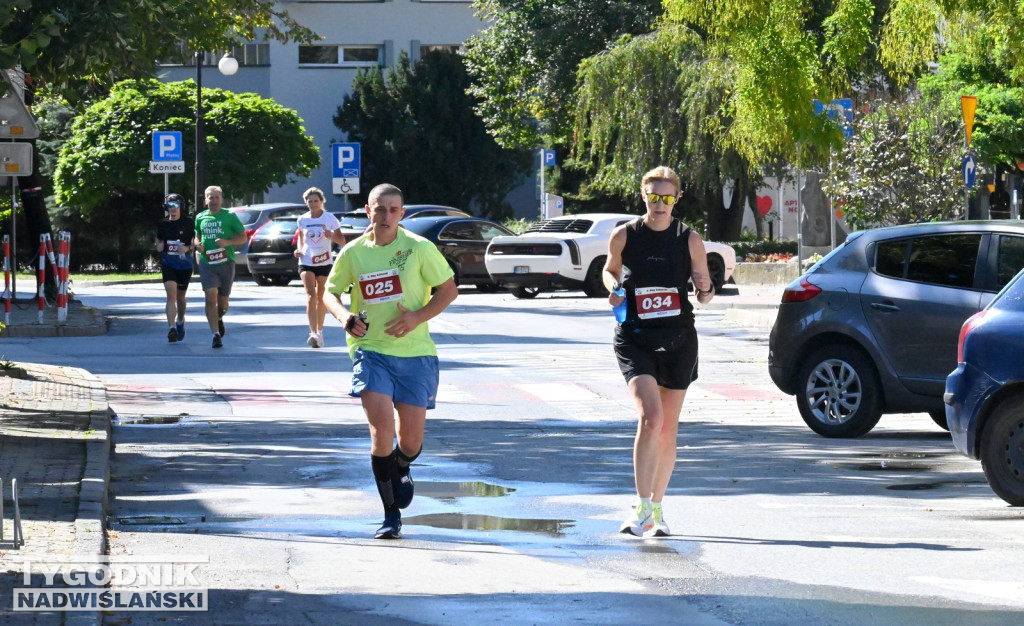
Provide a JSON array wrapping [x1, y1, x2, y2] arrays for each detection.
[[350, 348, 440, 409]]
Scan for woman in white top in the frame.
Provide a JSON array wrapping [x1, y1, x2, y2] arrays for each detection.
[[294, 187, 345, 348]]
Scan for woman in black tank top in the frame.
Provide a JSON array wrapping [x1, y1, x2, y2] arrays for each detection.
[[601, 166, 716, 537]]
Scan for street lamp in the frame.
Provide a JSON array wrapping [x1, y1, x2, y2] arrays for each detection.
[[194, 51, 238, 213]]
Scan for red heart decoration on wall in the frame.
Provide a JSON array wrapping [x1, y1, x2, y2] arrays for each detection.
[[756, 195, 772, 217]]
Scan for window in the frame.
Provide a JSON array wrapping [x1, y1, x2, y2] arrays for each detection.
[[478, 223, 509, 241], [996, 235, 1024, 288], [299, 45, 381, 67], [420, 44, 462, 55], [875, 234, 981, 288], [439, 222, 477, 241], [158, 44, 269, 67]]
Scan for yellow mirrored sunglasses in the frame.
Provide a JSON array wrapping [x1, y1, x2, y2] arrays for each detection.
[[645, 192, 678, 206]]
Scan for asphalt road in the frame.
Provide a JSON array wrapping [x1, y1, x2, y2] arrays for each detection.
[[4, 280, 1023, 624]]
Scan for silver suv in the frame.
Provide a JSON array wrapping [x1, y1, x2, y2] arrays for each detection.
[[769, 221, 1024, 438]]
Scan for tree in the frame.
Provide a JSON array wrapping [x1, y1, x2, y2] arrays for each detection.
[[462, 0, 662, 150], [333, 50, 531, 217], [822, 98, 962, 228], [2, 0, 316, 272], [1, 1, 314, 101], [52, 79, 319, 270], [572, 26, 757, 241]]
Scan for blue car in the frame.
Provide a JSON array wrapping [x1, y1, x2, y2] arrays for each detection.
[[944, 268, 1024, 506]]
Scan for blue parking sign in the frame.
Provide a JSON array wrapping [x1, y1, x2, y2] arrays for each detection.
[[543, 149, 556, 167], [333, 143, 361, 178], [152, 131, 182, 161]]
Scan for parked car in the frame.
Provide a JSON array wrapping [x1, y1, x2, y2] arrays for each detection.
[[335, 204, 472, 245], [400, 216, 513, 290], [484, 213, 736, 299], [229, 203, 305, 275], [769, 221, 1024, 438], [944, 267, 1024, 506], [246, 216, 301, 286]]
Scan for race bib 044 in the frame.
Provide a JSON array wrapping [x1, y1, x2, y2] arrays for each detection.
[[358, 268, 403, 304], [634, 286, 681, 319], [204, 247, 228, 264]]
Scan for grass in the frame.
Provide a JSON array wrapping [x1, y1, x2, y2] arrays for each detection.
[[15, 271, 159, 282]]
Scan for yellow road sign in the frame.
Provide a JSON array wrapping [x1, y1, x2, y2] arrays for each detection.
[[961, 95, 978, 147]]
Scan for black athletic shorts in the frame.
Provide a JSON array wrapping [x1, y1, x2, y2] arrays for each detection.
[[300, 264, 332, 277], [613, 326, 698, 390], [161, 266, 193, 290]]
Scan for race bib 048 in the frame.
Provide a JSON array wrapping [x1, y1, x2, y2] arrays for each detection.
[[634, 286, 681, 319], [311, 251, 330, 265], [358, 268, 403, 304]]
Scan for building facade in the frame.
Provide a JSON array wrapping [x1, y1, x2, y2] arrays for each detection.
[[159, 1, 535, 212]]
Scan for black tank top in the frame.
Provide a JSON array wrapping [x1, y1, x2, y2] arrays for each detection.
[[620, 217, 695, 329]]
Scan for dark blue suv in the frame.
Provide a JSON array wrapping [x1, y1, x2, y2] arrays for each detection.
[[944, 267, 1024, 506]]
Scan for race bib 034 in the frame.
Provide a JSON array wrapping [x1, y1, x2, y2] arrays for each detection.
[[634, 286, 681, 319]]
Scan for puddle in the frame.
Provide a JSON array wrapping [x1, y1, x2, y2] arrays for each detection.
[[402, 513, 572, 537], [113, 515, 256, 526], [417, 481, 515, 500], [113, 413, 189, 426], [842, 462, 935, 472]]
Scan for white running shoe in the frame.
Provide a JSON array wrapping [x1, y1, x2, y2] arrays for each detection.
[[618, 502, 653, 536], [315, 331, 324, 348], [644, 503, 671, 537], [307, 332, 319, 348]]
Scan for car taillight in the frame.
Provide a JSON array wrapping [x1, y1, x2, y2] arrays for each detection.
[[781, 277, 822, 303], [291, 231, 300, 246], [244, 227, 257, 241], [957, 310, 990, 362]]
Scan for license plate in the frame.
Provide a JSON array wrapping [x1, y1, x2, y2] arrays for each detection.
[[513, 266, 530, 274], [257, 258, 275, 265]]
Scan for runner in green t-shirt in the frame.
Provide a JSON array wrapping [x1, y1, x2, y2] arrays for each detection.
[[193, 186, 247, 348], [324, 183, 458, 539]]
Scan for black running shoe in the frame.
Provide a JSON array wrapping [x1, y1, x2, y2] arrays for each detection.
[[395, 470, 414, 509], [374, 510, 402, 539], [167, 328, 178, 342], [218, 318, 225, 337], [212, 333, 223, 349]]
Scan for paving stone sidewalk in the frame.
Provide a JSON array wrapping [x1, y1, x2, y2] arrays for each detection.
[[0, 363, 110, 625]]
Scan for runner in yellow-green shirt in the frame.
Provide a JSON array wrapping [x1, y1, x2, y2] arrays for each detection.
[[324, 183, 458, 539]]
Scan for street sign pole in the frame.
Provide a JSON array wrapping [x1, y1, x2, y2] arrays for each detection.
[[539, 148, 545, 219]]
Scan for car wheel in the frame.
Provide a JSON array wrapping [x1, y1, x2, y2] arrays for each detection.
[[272, 275, 292, 287], [511, 286, 541, 299], [583, 256, 608, 298], [707, 253, 725, 292], [796, 344, 883, 438], [253, 273, 273, 287], [979, 395, 1024, 506], [929, 410, 950, 431]]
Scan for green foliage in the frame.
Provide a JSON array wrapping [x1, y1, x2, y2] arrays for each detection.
[[334, 51, 531, 217], [822, 98, 962, 228], [728, 238, 798, 260], [463, 0, 662, 149], [0, 0, 315, 101], [500, 217, 535, 235], [54, 79, 319, 211]]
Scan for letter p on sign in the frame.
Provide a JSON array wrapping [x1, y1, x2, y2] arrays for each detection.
[[152, 131, 183, 161]]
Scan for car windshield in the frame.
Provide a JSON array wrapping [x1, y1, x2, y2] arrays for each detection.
[[337, 211, 370, 227], [261, 219, 298, 236], [990, 266, 1024, 311], [231, 209, 260, 225], [805, 230, 865, 274]]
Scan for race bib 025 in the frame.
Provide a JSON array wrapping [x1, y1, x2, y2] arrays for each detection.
[[634, 286, 681, 319], [358, 268, 404, 304]]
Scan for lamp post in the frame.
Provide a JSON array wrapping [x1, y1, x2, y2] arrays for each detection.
[[194, 51, 239, 213]]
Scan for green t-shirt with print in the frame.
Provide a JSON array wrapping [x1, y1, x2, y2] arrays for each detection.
[[327, 228, 453, 358], [194, 209, 245, 265]]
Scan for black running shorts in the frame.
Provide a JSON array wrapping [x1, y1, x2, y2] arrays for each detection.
[[613, 326, 698, 390]]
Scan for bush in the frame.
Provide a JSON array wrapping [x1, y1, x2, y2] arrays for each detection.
[[727, 239, 798, 261]]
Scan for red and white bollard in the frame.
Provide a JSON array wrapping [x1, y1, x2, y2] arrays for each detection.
[[37, 236, 46, 323], [43, 233, 59, 293], [2, 235, 10, 326], [57, 232, 71, 323]]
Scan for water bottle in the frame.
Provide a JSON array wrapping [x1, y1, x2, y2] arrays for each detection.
[[612, 283, 627, 323]]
